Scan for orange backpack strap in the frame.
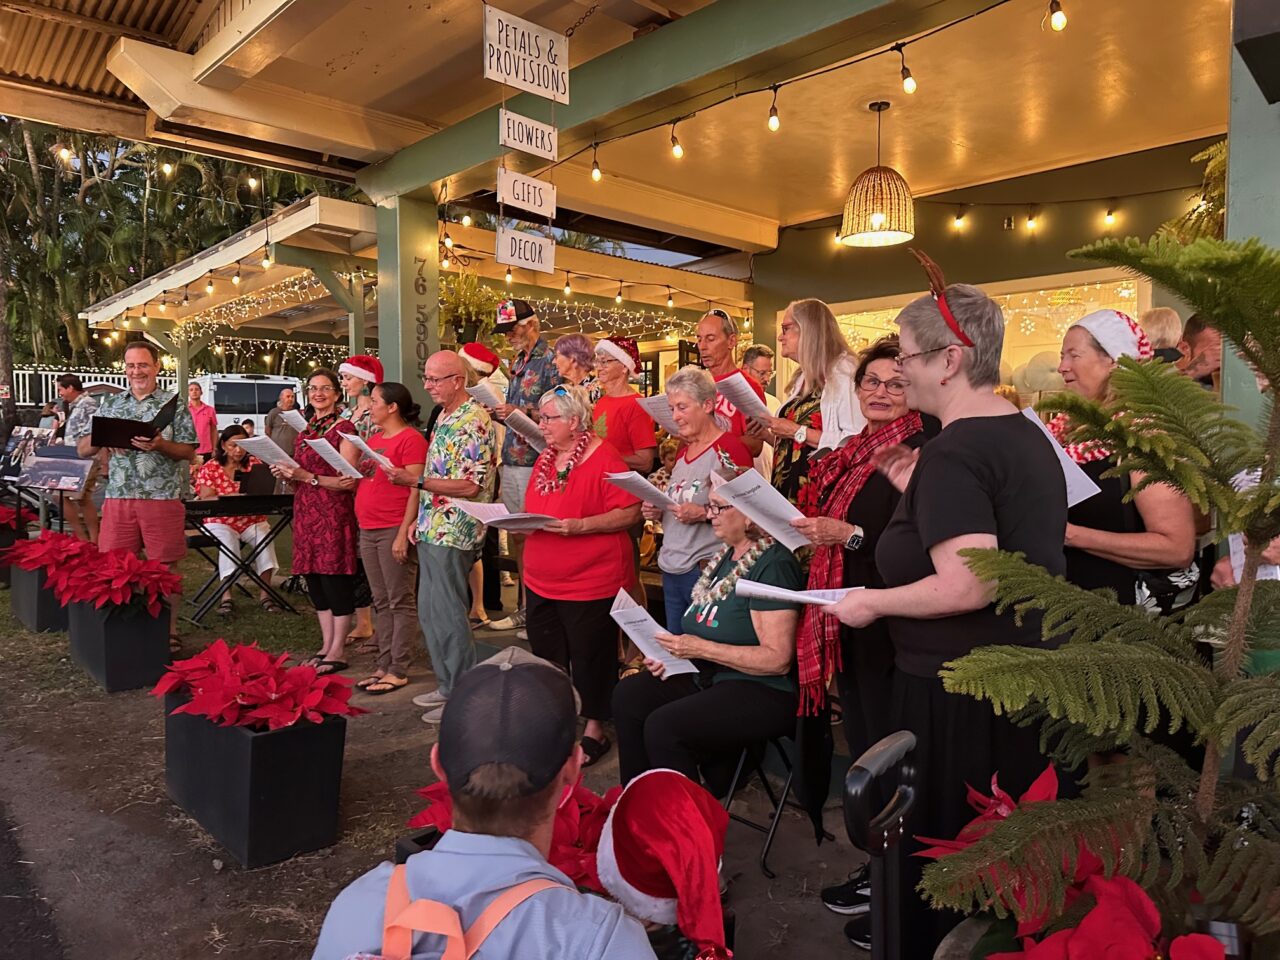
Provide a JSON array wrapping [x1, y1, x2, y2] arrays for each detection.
[[462, 879, 562, 959], [380, 865, 467, 960]]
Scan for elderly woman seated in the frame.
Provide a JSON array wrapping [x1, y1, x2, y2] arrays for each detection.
[[612, 476, 803, 787]]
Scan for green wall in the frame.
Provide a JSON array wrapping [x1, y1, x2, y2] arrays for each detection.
[[753, 184, 1194, 344]]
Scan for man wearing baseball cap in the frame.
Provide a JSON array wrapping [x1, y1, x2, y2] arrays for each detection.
[[312, 649, 655, 960]]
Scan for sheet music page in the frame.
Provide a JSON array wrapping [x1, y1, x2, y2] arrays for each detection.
[[717, 469, 811, 552], [281, 409, 308, 432], [636, 395, 681, 435], [609, 590, 699, 676], [503, 410, 548, 452], [303, 438, 363, 478], [466, 382, 504, 408], [605, 471, 676, 508], [715, 371, 772, 420], [448, 499, 557, 531], [235, 435, 300, 469], [344, 433, 394, 469], [1021, 407, 1102, 508], [735, 580, 860, 606]]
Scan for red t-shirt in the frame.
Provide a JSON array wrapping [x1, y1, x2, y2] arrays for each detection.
[[713, 369, 766, 438], [593, 393, 658, 459], [354, 427, 429, 530], [523, 442, 639, 601]]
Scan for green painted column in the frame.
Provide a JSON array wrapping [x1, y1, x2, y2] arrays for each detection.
[[348, 274, 366, 355], [376, 196, 438, 407], [1224, 44, 1278, 429]]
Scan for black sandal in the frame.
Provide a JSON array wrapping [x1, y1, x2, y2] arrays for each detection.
[[580, 735, 612, 768], [217, 597, 234, 616], [315, 660, 349, 676], [365, 675, 409, 695], [259, 598, 280, 614]]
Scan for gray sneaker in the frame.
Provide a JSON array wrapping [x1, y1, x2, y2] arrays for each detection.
[[516, 627, 528, 641], [421, 705, 447, 724], [412, 689, 448, 708], [488, 608, 526, 631]]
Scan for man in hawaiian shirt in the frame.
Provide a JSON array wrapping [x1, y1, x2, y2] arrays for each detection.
[[78, 341, 198, 642], [393, 350, 497, 724], [484, 299, 558, 635], [58, 374, 101, 542]]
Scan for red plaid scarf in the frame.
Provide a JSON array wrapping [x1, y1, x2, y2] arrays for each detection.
[[794, 412, 923, 714]]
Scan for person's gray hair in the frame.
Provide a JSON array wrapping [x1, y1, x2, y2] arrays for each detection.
[[1139, 307, 1183, 350], [665, 365, 717, 405], [895, 283, 1004, 388], [702, 309, 737, 339], [742, 344, 775, 365], [554, 333, 596, 372], [538, 384, 594, 433]]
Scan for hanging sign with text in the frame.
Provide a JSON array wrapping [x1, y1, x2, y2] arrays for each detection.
[[496, 226, 555, 275], [483, 4, 569, 104], [499, 109, 558, 161], [497, 167, 556, 220]]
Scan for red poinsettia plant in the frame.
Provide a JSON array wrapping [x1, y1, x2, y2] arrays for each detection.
[[46, 545, 180, 618], [0, 503, 36, 530], [408, 779, 622, 892], [1, 530, 98, 572], [152, 639, 366, 731], [918, 766, 1225, 960]]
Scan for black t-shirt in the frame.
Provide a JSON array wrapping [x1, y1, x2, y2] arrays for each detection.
[[876, 413, 1067, 677], [842, 432, 929, 590], [1065, 459, 1140, 603]]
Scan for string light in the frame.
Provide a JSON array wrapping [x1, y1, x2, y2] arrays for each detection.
[[182, 286, 190, 307], [953, 207, 966, 230], [205, 275, 215, 295], [615, 282, 624, 305], [669, 122, 684, 159], [140, 308, 148, 326], [563, 274, 572, 297], [1026, 214, 1038, 231], [161, 161, 173, 177], [56, 145, 71, 162], [667, 288, 674, 308], [505, 267, 513, 284], [1104, 208, 1116, 226], [444, 232, 454, 249], [461, 213, 473, 228], [261, 248, 272, 269], [894, 44, 917, 95], [767, 86, 780, 132], [1047, 0, 1067, 31], [157, 300, 167, 313], [441, 250, 451, 270], [232, 267, 242, 286], [247, 175, 259, 190], [591, 144, 602, 182]]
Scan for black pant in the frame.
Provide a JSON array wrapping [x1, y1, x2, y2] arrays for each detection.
[[612, 671, 798, 786], [481, 526, 503, 612], [525, 587, 617, 721], [836, 621, 895, 764], [305, 573, 356, 616]]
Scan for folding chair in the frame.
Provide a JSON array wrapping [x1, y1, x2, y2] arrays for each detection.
[[720, 736, 799, 879]]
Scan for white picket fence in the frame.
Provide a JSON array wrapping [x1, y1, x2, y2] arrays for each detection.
[[13, 369, 178, 407]]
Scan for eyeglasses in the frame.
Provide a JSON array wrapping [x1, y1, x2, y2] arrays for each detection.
[[779, 322, 799, 335], [705, 502, 734, 518], [307, 385, 336, 394], [895, 345, 955, 365], [422, 374, 462, 387], [857, 375, 909, 396], [539, 412, 565, 422]]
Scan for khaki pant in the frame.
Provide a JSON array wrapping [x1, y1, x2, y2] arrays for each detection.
[[359, 527, 417, 678]]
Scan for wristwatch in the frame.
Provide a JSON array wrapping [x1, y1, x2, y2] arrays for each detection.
[[793, 425, 808, 445], [309, 476, 320, 487], [417, 476, 427, 491], [844, 525, 865, 552]]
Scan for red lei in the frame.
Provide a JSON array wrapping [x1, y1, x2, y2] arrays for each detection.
[[533, 432, 593, 496]]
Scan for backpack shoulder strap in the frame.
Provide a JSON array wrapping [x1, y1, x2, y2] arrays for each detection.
[[380, 865, 466, 960], [463, 879, 562, 959]]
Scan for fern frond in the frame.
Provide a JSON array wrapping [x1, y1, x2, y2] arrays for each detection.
[[941, 644, 1219, 741], [1214, 677, 1280, 781], [960, 549, 1200, 659], [1181, 581, 1280, 653], [919, 790, 1153, 921], [1010, 702, 1124, 768], [1200, 832, 1280, 934]]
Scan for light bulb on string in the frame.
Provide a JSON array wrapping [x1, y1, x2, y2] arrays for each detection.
[[953, 207, 966, 231], [1026, 211, 1038, 231], [247, 175, 259, 190], [767, 86, 780, 132], [895, 45, 917, 95], [182, 286, 190, 307], [563, 274, 572, 297], [667, 288, 674, 308], [1104, 208, 1116, 226], [461, 213, 472, 227], [232, 267, 242, 286], [56, 145, 71, 162], [161, 161, 173, 177], [444, 232, 454, 249], [591, 144, 602, 182], [157, 300, 167, 313], [670, 122, 684, 159], [616, 283, 624, 305], [205, 275, 215, 295], [505, 267, 513, 284], [262, 248, 272, 269], [441, 251, 451, 270], [1047, 0, 1067, 31], [140, 309, 148, 326]]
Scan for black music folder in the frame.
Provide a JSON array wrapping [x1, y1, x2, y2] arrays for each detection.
[[89, 394, 179, 449]]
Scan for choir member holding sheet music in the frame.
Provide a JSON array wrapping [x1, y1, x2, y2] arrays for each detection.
[[694, 309, 764, 457], [521, 384, 641, 768], [639, 367, 753, 633], [592, 336, 656, 475], [269, 368, 361, 675], [612, 483, 803, 786], [826, 258, 1065, 956]]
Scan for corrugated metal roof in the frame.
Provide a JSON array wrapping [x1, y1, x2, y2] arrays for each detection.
[[0, 0, 198, 104]]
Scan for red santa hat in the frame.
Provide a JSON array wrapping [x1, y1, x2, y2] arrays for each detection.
[[595, 336, 641, 375], [1072, 310, 1154, 362], [460, 342, 501, 376], [339, 354, 384, 384], [597, 770, 730, 959]]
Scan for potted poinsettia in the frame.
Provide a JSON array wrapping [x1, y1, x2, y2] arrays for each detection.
[[152, 640, 365, 868], [51, 547, 180, 692], [0, 503, 36, 586], [0, 530, 92, 632]]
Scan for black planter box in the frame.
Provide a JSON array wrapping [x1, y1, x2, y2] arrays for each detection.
[[0, 526, 17, 586], [164, 693, 347, 868], [11, 565, 68, 633], [68, 601, 170, 692]]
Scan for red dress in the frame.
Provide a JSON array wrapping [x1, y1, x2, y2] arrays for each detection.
[[291, 415, 358, 575]]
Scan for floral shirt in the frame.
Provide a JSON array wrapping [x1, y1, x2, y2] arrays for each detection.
[[195, 458, 265, 533], [502, 338, 559, 467], [62, 393, 100, 443], [770, 389, 823, 508], [415, 399, 497, 551], [341, 402, 376, 440], [96, 388, 198, 500]]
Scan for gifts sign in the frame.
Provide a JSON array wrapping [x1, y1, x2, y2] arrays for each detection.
[[483, 4, 569, 104]]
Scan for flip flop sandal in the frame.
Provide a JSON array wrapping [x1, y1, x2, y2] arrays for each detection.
[[355, 674, 386, 689], [259, 598, 281, 613], [580, 735, 612, 768], [315, 660, 349, 676], [365, 675, 409, 695], [217, 599, 234, 616], [302, 654, 325, 668]]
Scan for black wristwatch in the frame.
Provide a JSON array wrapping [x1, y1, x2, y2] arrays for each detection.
[[844, 525, 865, 552]]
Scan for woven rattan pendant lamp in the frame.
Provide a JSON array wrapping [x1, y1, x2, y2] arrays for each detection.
[[839, 101, 915, 247]]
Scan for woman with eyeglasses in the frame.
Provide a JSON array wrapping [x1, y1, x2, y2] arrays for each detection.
[[269, 368, 362, 674], [751, 299, 863, 506], [613, 482, 803, 786], [640, 367, 753, 634], [827, 272, 1067, 955], [522, 384, 643, 767]]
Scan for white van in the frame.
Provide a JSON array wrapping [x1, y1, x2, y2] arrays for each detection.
[[192, 374, 302, 435]]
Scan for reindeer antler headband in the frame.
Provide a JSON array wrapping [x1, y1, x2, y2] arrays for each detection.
[[908, 248, 974, 348]]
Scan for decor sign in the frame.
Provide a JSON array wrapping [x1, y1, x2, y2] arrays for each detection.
[[495, 226, 555, 275], [499, 108, 558, 161], [483, 4, 569, 104], [497, 167, 556, 219]]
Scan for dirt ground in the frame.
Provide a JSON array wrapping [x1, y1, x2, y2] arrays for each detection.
[[0, 566, 868, 960]]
